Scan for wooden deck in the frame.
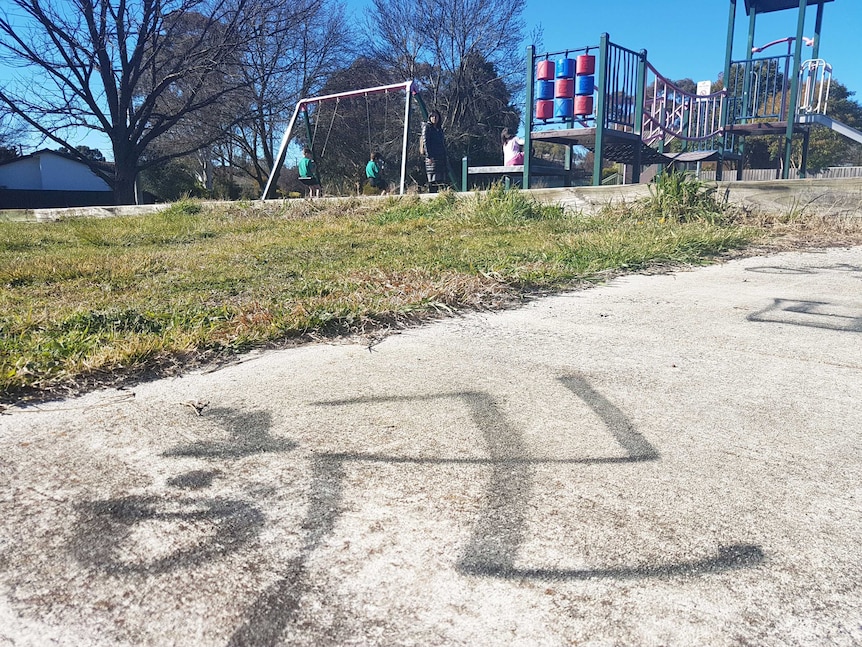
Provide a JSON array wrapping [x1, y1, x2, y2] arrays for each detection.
[[530, 127, 671, 165], [723, 121, 790, 135]]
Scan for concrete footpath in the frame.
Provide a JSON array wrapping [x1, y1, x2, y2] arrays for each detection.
[[1, 246, 861, 646]]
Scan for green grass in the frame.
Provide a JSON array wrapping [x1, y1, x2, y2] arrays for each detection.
[[0, 182, 808, 402]]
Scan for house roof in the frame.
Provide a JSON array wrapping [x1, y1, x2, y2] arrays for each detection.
[[0, 148, 113, 173], [743, 0, 834, 15]]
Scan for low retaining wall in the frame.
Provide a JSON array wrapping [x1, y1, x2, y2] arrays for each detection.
[[529, 178, 862, 218], [10, 178, 862, 222]]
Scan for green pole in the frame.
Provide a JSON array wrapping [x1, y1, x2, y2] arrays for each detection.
[[461, 156, 468, 192], [633, 49, 646, 184], [811, 0, 824, 60], [413, 91, 429, 121], [741, 6, 757, 124], [592, 33, 609, 186], [800, 1, 826, 179], [523, 45, 535, 190], [723, 0, 737, 91], [746, 6, 757, 59], [783, 0, 809, 179], [720, 0, 738, 164]]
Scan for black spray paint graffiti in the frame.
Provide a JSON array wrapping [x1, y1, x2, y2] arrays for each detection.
[[748, 298, 862, 332], [72, 496, 264, 575], [745, 263, 862, 276], [71, 408, 294, 577], [73, 376, 763, 647]]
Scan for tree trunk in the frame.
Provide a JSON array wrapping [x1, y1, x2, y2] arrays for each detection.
[[112, 147, 139, 205]]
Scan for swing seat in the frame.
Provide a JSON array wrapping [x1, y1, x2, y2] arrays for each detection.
[[299, 176, 319, 185]]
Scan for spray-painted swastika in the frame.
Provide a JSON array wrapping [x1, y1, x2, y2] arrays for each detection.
[[748, 298, 862, 332]]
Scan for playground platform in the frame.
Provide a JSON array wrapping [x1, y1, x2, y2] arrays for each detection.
[[529, 128, 671, 166]]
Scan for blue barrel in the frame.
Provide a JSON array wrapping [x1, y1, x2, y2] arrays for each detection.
[[556, 58, 575, 78], [576, 75, 595, 96], [536, 80, 554, 100], [554, 98, 574, 118]]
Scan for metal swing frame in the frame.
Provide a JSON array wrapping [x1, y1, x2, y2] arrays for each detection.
[[261, 80, 416, 199]]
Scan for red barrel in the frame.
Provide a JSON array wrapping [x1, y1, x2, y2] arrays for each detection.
[[536, 60, 555, 81], [574, 95, 594, 116], [554, 78, 574, 98], [535, 100, 554, 120], [576, 55, 595, 75]]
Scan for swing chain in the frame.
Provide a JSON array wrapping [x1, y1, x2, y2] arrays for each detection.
[[309, 104, 321, 149], [365, 93, 373, 156], [320, 97, 340, 158]]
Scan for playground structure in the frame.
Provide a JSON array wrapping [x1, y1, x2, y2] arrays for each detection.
[[262, 81, 444, 199], [263, 1, 861, 197], [494, 0, 862, 190]]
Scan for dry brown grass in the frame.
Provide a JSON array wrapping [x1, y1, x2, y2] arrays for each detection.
[[2, 189, 860, 404]]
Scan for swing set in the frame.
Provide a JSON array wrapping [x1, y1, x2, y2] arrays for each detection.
[[262, 80, 426, 199]]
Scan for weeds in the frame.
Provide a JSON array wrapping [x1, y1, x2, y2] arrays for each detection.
[[645, 168, 727, 224]]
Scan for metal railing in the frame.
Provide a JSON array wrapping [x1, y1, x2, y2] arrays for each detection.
[[642, 62, 726, 149], [602, 41, 643, 132], [797, 59, 832, 115], [725, 53, 793, 124]]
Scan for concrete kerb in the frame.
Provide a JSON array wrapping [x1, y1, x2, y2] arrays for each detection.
[[7, 177, 861, 222], [528, 177, 862, 218]]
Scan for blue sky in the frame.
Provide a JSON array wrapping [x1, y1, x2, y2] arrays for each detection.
[[527, 0, 862, 96], [8, 0, 860, 158]]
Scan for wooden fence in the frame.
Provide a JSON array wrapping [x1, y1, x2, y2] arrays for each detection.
[[699, 167, 862, 182]]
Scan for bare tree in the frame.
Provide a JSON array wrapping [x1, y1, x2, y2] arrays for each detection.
[[226, 0, 354, 194], [368, 0, 524, 98], [0, 105, 24, 158], [0, 0, 258, 204], [365, 0, 525, 168]]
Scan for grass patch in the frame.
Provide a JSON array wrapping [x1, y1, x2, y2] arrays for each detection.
[[1, 182, 858, 403]]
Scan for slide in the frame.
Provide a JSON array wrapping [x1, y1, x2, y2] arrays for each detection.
[[798, 113, 862, 145]]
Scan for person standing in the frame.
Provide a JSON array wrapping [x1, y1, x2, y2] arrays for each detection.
[[501, 127, 524, 166], [419, 109, 447, 192]]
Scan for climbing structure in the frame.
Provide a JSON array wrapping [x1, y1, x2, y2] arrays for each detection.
[[522, 0, 860, 187]]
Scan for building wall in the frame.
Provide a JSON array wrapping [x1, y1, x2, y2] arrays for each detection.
[[0, 189, 115, 210], [0, 152, 111, 191], [0, 156, 42, 190], [38, 153, 111, 191]]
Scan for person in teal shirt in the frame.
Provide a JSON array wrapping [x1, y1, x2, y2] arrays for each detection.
[[365, 151, 387, 195], [298, 147, 321, 198]]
